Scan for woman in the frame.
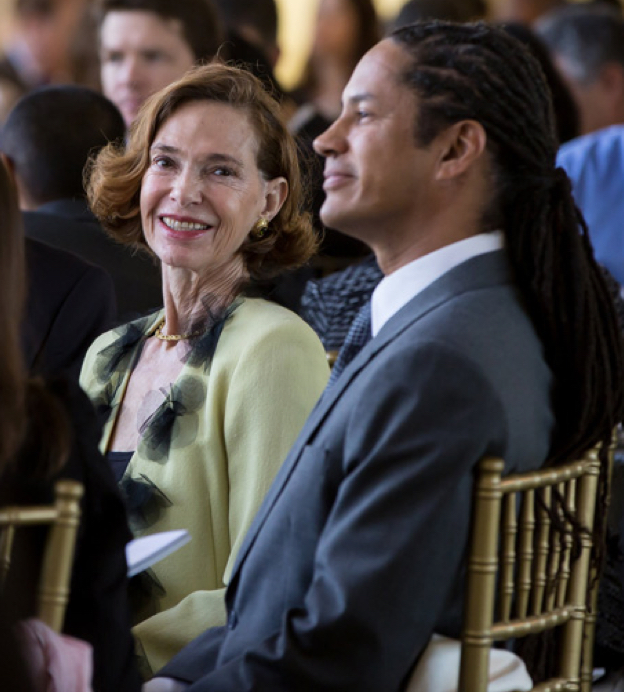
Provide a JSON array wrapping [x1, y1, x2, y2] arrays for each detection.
[[290, 0, 381, 264], [81, 63, 330, 675], [292, 0, 381, 124], [0, 161, 140, 692]]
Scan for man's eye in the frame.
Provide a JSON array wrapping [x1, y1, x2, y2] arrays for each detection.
[[144, 50, 166, 63], [103, 51, 124, 64], [213, 167, 234, 177]]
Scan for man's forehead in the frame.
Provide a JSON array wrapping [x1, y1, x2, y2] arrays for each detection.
[[343, 39, 412, 102]]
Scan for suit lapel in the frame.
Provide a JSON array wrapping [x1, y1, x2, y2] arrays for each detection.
[[231, 250, 512, 578]]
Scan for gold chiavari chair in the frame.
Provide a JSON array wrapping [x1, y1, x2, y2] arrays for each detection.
[[458, 445, 606, 692], [0, 479, 83, 633], [326, 350, 339, 368]]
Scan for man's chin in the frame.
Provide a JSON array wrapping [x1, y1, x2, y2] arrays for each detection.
[[319, 204, 358, 239]]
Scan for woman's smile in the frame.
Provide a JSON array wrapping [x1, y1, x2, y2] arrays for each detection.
[[159, 215, 214, 239]]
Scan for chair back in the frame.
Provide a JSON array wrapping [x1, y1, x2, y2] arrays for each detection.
[[458, 447, 604, 692], [0, 479, 83, 633]]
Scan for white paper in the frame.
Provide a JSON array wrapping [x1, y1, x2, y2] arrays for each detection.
[[126, 529, 191, 577]]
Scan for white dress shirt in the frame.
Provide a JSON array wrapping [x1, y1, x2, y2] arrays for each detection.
[[371, 231, 505, 337]]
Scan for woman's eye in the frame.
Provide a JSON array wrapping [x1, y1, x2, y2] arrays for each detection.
[[153, 156, 172, 169], [356, 110, 370, 121]]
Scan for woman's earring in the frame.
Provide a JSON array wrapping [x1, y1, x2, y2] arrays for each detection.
[[252, 217, 269, 239]]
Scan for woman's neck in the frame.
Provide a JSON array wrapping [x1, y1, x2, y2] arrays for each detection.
[[160, 260, 248, 336]]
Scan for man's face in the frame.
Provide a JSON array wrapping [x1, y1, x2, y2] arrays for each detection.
[[313, 39, 441, 250], [554, 54, 622, 135], [100, 10, 196, 127]]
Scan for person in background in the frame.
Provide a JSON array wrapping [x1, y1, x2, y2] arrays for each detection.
[[2, 85, 163, 320], [0, 0, 86, 88], [292, 0, 381, 125], [80, 63, 329, 676], [536, 2, 624, 135], [500, 22, 579, 144], [95, 0, 224, 128], [148, 21, 624, 691], [21, 238, 116, 380], [0, 158, 140, 692], [389, 0, 486, 28], [0, 60, 27, 124], [491, 0, 566, 24], [212, 0, 280, 71], [290, 0, 382, 269]]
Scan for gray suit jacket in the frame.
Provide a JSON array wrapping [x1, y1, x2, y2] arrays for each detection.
[[160, 250, 554, 691]]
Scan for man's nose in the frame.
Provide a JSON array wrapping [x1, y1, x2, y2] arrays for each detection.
[[313, 117, 347, 158], [119, 56, 142, 86]]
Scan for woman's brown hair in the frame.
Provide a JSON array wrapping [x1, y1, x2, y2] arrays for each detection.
[[0, 160, 71, 478], [87, 62, 318, 281], [0, 160, 27, 471]]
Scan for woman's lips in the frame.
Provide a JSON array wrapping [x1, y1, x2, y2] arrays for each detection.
[[159, 215, 213, 239]]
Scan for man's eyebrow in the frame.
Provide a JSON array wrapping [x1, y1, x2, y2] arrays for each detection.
[[345, 93, 376, 106], [149, 143, 243, 167]]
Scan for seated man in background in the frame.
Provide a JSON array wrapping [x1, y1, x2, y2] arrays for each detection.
[[536, 3, 624, 136], [149, 22, 624, 691], [1, 85, 162, 321], [557, 123, 624, 287], [22, 237, 116, 380], [96, 0, 224, 128]]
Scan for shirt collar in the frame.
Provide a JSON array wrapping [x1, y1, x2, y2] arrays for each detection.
[[371, 230, 505, 337]]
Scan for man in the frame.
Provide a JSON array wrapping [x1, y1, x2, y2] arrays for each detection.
[[537, 6, 624, 286], [148, 22, 623, 690], [536, 3, 624, 135], [1, 85, 162, 320], [96, 0, 223, 127], [0, 0, 86, 88], [557, 124, 624, 285], [22, 237, 116, 380]]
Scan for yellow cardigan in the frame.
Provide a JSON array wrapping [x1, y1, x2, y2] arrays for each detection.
[[80, 297, 329, 674]]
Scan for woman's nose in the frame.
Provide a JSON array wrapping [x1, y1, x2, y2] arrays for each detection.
[[170, 171, 202, 206]]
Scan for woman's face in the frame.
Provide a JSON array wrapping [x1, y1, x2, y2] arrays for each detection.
[[140, 100, 284, 277], [312, 0, 360, 62]]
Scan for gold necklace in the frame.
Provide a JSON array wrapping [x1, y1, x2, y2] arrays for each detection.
[[153, 318, 203, 341]]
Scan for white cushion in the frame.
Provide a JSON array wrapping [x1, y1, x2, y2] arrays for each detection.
[[406, 634, 533, 692]]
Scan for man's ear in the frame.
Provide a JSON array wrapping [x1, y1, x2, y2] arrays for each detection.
[[435, 120, 487, 181]]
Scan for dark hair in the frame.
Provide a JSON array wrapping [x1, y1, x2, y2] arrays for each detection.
[[213, 0, 278, 52], [0, 161, 70, 477], [1, 86, 125, 206], [300, 0, 382, 97], [87, 63, 317, 280], [0, 161, 27, 469], [15, 0, 54, 16], [95, 0, 225, 64], [390, 0, 486, 29], [390, 19, 624, 677], [499, 22, 579, 144], [340, 0, 381, 72], [536, 3, 624, 84]]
